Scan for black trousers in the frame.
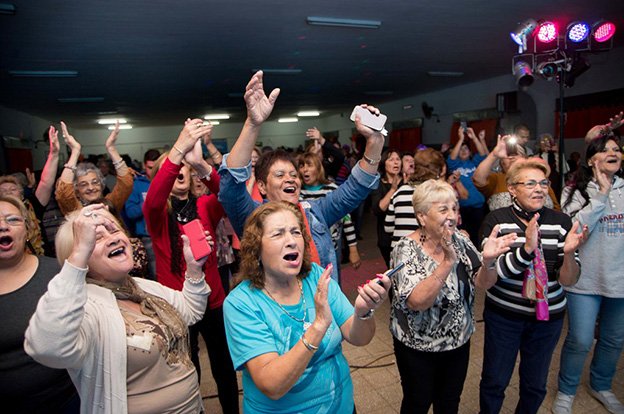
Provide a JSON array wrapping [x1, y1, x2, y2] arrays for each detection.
[[394, 337, 471, 414], [459, 205, 485, 247], [189, 305, 240, 414]]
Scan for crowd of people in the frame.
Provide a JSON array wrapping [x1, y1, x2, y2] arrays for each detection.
[[1, 70, 622, 414]]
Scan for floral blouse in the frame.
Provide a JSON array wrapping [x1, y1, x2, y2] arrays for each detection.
[[390, 231, 481, 352]]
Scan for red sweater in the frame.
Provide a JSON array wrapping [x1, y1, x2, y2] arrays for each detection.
[[144, 158, 225, 308]]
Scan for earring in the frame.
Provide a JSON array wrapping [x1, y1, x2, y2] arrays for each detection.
[[419, 227, 427, 244]]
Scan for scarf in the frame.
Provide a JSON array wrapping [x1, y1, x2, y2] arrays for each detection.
[[519, 228, 550, 321], [86, 276, 191, 365], [297, 203, 321, 266], [168, 196, 198, 275]]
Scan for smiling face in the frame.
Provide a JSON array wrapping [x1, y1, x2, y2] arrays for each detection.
[[76, 172, 104, 204], [590, 139, 622, 178], [260, 210, 304, 282], [87, 211, 134, 283], [417, 200, 458, 241], [0, 182, 22, 199], [0, 201, 27, 263], [508, 167, 547, 212], [257, 159, 301, 204]]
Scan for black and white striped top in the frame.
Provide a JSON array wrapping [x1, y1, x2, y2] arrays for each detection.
[[384, 184, 419, 248], [479, 206, 580, 320]]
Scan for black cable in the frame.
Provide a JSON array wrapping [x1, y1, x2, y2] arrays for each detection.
[[349, 351, 396, 373]]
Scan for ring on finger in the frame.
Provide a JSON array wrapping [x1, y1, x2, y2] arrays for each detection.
[[83, 210, 93, 217]]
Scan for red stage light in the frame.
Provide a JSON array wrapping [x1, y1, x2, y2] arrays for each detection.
[[593, 21, 616, 43], [537, 21, 557, 43]]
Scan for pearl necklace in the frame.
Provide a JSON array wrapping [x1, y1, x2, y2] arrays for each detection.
[[264, 279, 311, 331]]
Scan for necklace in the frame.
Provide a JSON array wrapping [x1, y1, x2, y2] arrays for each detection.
[[264, 279, 311, 330], [174, 198, 192, 223]]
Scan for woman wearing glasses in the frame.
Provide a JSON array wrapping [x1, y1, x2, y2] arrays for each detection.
[[553, 135, 624, 414], [54, 121, 133, 216], [477, 159, 588, 414]]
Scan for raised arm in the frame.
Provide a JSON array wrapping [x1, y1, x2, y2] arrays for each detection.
[[449, 128, 465, 160], [467, 128, 489, 156], [226, 71, 280, 168], [34, 126, 60, 206], [105, 122, 128, 178], [58, 121, 81, 185], [472, 135, 507, 187]]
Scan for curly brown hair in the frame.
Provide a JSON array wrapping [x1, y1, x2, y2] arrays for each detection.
[[239, 201, 312, 289]]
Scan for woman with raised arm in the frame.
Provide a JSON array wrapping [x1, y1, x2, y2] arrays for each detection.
[[390, 180, 515, 414], [25, 203, 210, 413], [224, 201, 391, 413], [143, 120, 239, 414], [54, 121, 133, 216], [553, 133, 624, 414]]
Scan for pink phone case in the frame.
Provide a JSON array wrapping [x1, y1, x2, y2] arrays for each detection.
[[182, 219, 212, 261]]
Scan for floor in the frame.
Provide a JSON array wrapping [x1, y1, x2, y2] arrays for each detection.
[[198, 209, 623, 413]]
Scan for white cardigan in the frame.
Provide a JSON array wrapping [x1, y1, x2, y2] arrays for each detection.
[[24, 260, 210, 414]]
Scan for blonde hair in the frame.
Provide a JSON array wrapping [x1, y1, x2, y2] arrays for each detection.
[[0, 195, 32, 234], [506, 158, 551, 186], [411, 179, 457, 225]]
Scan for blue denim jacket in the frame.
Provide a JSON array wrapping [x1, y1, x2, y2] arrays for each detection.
[[218, 154, 379, 281]]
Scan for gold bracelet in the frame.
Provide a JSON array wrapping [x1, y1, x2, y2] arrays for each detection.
[[301, 334, 318, 353], [172, 145, 185, 156]]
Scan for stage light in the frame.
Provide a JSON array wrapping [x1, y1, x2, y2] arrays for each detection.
[[537, 21, 557, 43], [563, 55, 590, 88], [513, 61, 534, 87], [593, 21, 616, 42], [510, 18, 538, 52], [536, 61, 558, 81], [567, 22, 590, 42]]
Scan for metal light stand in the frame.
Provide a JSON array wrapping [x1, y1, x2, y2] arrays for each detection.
[[558, 67, 566, 189]]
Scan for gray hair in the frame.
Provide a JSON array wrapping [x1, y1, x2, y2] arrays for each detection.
[[411, 179, 457, 225], [74, 162, 106, 190]]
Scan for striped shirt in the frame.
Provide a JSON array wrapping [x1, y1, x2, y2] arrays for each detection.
[[384, 184, 419, 248], [479, 206, 580, 319], [300, 183, 357, 249]]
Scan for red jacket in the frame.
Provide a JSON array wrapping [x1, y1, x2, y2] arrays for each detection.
[[144, 158, 225, 309]]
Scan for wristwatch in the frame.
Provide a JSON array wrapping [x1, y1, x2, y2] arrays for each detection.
[[362, 154, 380, 166]]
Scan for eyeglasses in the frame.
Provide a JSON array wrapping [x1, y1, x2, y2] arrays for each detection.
[[600, 146, 623, 153], [513, 179, 550, 189], [0, 215, 25, 226], [77, 179, 102, 189]]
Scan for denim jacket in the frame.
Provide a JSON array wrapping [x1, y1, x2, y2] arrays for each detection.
[[218, 154, 379, 281]]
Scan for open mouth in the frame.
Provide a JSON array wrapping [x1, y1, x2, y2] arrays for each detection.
[[283, 252, 299, 262], [283, 186, 297, 194], [606, 158, 619, 164], [0, 235, 13, 247], [108, 246, 126, 258]]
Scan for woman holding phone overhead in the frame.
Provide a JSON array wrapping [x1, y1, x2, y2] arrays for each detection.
[[389, 179, 516, 414], [223, 201, 391, 413]]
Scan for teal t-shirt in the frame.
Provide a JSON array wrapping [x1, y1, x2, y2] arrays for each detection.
[[223, 263, 354, 413]]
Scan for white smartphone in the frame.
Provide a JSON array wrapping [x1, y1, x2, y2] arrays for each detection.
[[350, 106, 387, 131]]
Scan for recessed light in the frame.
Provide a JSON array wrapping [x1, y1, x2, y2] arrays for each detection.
[[307, 16, 381, 29], [427, 71, 464, 77], [98, 118, 127, 125], [9, 70, 78, 78], [108, 125, 132, 130], [297, 111, 320, 117], [253, 68, 302, 75], [278, 117, 299, 123], [203, 114, 230, 120]]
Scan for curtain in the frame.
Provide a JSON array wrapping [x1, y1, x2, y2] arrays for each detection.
[[389, 127, 422, 153], [555, 106, 622, 139], [4, 148, 32, 174]]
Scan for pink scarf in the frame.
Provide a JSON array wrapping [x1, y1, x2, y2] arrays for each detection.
[[522, 231, 549, 320]]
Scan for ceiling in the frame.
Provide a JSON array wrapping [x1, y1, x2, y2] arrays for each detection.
[[1, 0, 622, 129]]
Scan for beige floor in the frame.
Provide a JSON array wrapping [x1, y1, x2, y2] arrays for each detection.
[[198, 210, 623, 413]]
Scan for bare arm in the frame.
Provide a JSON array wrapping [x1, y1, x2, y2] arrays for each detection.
[[472, 135, 507, 187], [449, 128, 464, 160], [58, 121, 81, 184], [35, 126, 60, 206], [105, 122, 129, 177]]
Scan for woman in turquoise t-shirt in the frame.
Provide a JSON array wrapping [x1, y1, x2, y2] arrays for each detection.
[[223, 201, 391, 413]]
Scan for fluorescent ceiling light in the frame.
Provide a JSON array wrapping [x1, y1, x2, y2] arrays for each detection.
[[98, 118, 128, 125], [0, 3, 16, 15], [427, 71, 464, 77], [108, 125, 132, 130], [202, 121, 220, 125], [307, 16, 381, 29], [57, 97, 105, 103], [297, 111, 320, 117], [278, 117, 299, 123], [253, 68, 302, 75], [203, 114, 230, 120], [9, 70, 78, 78]]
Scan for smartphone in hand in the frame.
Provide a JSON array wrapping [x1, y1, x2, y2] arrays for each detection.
[[182, 219, 212, 261], [350, 106, 387, 131], [376, 262, 405, 285]]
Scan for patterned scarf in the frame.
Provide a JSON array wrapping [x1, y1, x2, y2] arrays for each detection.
[[297, 203, 321, 266], [86, 276, 191, 364]]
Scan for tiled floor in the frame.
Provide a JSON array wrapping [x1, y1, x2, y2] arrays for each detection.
[[199, 210, 623, 413]]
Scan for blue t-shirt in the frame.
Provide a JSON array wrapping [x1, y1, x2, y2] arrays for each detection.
[[223, 263, 354, 413], [447, 155, 486, 208]]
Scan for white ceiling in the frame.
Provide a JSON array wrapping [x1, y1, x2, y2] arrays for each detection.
[[1, 0, 622, 128]]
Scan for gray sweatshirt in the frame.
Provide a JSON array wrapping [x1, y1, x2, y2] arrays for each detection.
[[561, 176, 624, 297]]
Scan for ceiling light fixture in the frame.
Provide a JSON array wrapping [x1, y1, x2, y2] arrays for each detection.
[[510, 18, 538, 52], [203, 114, 230, 120], [108, 125, 132, 130], [252, 68, 302, 75], [278, 117, 299, 123], [427, 71, 464, 77], [98, 118, 128, 125], [57, 97, 105, 103], [297, 111, 320, 117], [0, 3, 16, 15], [9, 70, 79, 78], [203, 121, 220, 125], [306, 16, 381, 29]]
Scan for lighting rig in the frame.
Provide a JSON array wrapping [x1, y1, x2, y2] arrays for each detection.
[[509, 18, 617, 181]]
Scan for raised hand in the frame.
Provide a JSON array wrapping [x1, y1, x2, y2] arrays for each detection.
[[492, 135, 509, 159], [181, 230, 211, 279], [482, 224, 517, 261], [68, 204, 116, 268], [440, 226, 458, 265], [105, 121, 121, 150], [524, 213, 540, 254], [245, 71, 280, 127], [563, 221, 589, 254], [176, 119, 212, 154], [305, 127, 322, 141], [48, 125, 60, 155], [478, 129, 486, 141], [466, 127, 477, 141], [60, 121, 81, 153], [448, 170, 461, 185], [25, 168, 36, 188], [607, 111, 623, 131], [354, 104, 384, 141], [313, 264, 334, 331], [592, 160, 612, 194]]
